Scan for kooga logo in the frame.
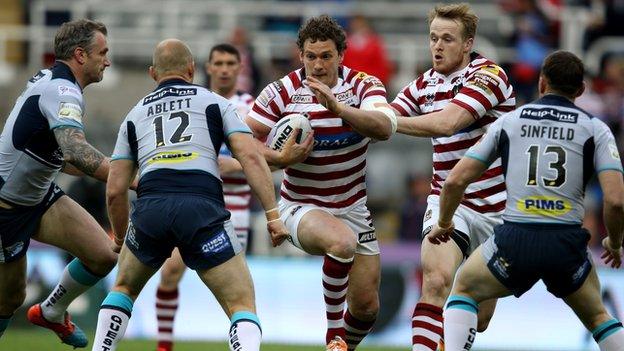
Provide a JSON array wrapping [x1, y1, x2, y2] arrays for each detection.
[[272, 125, 294, 150]]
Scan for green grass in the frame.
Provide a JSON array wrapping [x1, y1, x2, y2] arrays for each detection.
[[0, 329, 405, 351]]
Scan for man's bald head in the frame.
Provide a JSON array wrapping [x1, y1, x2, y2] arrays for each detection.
[[151, 39, 194, 80]]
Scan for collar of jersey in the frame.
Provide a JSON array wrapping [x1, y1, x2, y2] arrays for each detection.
[[51, 61, 78, 87], [536, 94, 575, 108], [156, 78, 193, 90]]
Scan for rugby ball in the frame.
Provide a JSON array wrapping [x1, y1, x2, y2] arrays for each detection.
[[266, 113, 312, 151]]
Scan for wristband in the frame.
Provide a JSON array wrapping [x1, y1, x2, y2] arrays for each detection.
[[267, 218, 281, 224], [265, 208, 279, 214]]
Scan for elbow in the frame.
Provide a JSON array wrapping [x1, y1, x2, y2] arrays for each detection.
[[444, 173, 466, 191], [439, 123, 456, 137], [106, 186, 126, 204]]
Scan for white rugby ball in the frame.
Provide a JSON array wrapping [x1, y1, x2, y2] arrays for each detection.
[[266, 113, 312, 151]]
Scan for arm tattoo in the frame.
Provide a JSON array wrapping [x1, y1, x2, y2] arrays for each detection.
[[53, 127, 105, 176]]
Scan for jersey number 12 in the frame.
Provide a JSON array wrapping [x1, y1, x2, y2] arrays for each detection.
[[152, 111, 193, 147]]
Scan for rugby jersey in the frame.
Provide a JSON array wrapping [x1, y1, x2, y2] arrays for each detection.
[[0, 62, 85, 206], [249, 66, 387, 212], [112, 79, 251, 200], [391, 53, 516, 214], [467, 94, 623, 224]]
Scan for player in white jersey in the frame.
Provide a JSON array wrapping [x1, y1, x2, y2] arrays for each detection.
[[389, 4, 516, 350], [432, 51, 624, 351], [245, 15, 397, 351], [91, 39, 288, 351], [0, 20, 120, 348], [153, 43, 255, 351]]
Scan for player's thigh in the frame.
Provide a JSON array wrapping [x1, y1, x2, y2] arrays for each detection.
[[113, 244, 159, 300], [34, 195, 115, 269], [420, 238, 464, 291], [0, 255, 27, 313], [347, 253, 380, 315], [160, 248, 187, 288], [196, 253, 255, 318], [296, 209, 356, 256], [452, 246, 511, 303], [563, 266, 611, 331]]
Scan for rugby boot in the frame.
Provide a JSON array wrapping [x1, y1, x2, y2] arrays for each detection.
[[27, 303, 88, 348], [326, 335, 348, 351]]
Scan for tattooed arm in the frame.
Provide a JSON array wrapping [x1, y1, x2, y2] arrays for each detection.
[[54, 127, 110, 182]]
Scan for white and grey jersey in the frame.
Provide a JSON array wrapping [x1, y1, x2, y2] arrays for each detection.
[[466, 94, 623, 224], [0, 62, 85, 206], [112, 79, 251, 199]]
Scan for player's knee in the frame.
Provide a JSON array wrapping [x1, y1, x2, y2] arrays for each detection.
[[422, 270, 453, 299], [328, 236, 356, 259], [161, 263, 185, 284]]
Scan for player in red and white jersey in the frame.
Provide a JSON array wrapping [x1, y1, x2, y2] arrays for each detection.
[[246, 15, 396, 351], [389, 4, 515, 351], [153, 44, 254, 351]]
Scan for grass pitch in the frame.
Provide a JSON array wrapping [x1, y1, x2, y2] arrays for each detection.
[[0, 329, 406, 351]]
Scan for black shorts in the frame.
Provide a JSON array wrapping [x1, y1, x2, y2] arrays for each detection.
[[125, 195, 241, 271], [0, 183, 65, 263], [482, 221, 592, 298]]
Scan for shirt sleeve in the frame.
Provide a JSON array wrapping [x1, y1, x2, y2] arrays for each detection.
[[451, 64, 512, 119], [390, 80, 422, 117], [111, 117, 134, 162], [222, 102, 252, 137], [593, 119, 624, 173], [248, 81, 284, 128], [39, 81, 85, 130], [465, 116, 505, 166], [357, 74, 388, 106]]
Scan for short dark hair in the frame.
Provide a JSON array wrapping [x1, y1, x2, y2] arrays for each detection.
[[208, 43, 240, 62], [54, 19, 107, 60], [541, 50, 585, 97], [296, 15, 347, 54]]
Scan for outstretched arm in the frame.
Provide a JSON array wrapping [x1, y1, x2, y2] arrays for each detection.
[[54, 126, 110, 182], [396, 103, 475, 137], [229, 131, 290, 247], [428, 157, 488, 244], [307, 76, 394, 140], [599, 170, 624, 268], [106, 159, 137, 252]]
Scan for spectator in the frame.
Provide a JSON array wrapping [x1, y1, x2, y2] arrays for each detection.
[[398, 173, 430, 242], [342, 15, 392, 85]]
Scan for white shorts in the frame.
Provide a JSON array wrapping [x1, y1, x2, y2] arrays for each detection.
[[422, 195, 502, 255], [229, 208, 250, 250], [278, 200, 380, 255]]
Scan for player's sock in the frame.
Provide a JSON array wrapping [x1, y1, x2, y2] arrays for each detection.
[[344, 309, 375, 350], [592, 318, 624, 351], [323, 254, 353, 344], [92, 291, 133, 351], [41, 258, 103, 323], [229, 311, 261, 351], [411, 302, 444, 351], [0, 314, 12, 337], [443, 295, 479, 351], [156, 287, 179, 351]]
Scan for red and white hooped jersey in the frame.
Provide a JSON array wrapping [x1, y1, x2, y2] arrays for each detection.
[[391, 53, 516, 214], [249, 66, 388, 213]]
